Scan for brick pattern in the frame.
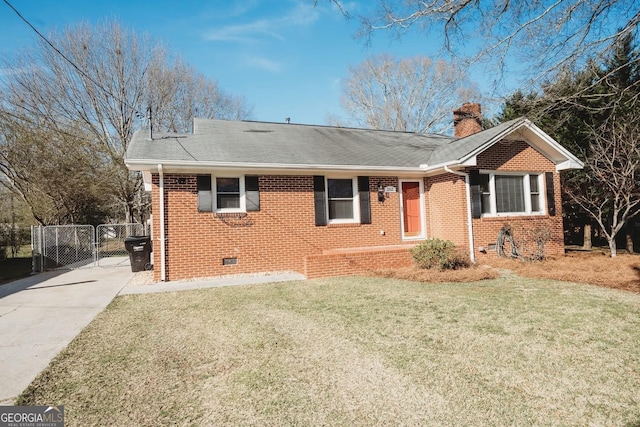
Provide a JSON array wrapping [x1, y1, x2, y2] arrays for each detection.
[[424, 173, 469, 248], [471, 140, 565, 259], [149, 139, 566, 281], [151, 175, 411, 281], [453, 103, 482, 138], [304, 248, 414, 279]]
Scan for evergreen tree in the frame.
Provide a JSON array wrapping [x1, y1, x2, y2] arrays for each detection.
[[498, 32, 640, 253]]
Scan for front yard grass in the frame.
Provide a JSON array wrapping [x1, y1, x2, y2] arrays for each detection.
[[17, 276, 640, 426]]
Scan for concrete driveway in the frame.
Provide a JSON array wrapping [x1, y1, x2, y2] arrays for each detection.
[[0, 261, 133, 404]]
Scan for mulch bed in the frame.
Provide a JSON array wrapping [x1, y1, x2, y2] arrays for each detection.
[[373, 249, 640, 294]]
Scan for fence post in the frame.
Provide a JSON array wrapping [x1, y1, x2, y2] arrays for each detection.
[[31, 225, 43, 274]]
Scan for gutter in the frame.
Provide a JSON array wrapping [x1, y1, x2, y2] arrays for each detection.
[[158, 164, 167, 281], [444, 165, 475, 264], [125, 160, 427, 175]]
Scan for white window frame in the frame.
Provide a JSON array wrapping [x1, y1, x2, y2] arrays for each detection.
[[480, 171, 545, 217], [213, 175, 246, 213], [325, 176, 360, 224]]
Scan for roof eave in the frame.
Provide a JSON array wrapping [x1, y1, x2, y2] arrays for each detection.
[[452, 118, 584, 171], [556, 159, 584, 171], [125, 159, 429, 176], [456, 118, 527, 164], [522, 121, 584, 170], [419, 160, 470, 174]]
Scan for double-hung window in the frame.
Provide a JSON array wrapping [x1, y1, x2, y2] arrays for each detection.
[[216, 177, 241, 210], [197, 175, 260, 213], [327, 177, 359, 223], [313, 175, 370, 226], [479, 172, 544, 216]]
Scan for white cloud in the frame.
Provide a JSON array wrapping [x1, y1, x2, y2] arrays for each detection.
[[286, 1, 321, 26], [203, 1, 321, 44], [242, 55, 283, 73], [204, 20, 285, 42]]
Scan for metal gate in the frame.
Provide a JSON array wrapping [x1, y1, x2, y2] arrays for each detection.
[[31, 223, 148, 272], [96, 223, 145, 266], [38, 225, 95, 270]]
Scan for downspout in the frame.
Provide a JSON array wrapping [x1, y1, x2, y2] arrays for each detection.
[[158, 164, 167, 281], [444, 166, 475, 263]]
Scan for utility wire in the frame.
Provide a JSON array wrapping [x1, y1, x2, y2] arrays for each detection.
[[2, 0, 146, 118]]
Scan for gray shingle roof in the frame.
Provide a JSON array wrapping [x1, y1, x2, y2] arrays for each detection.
[[125, 117, 577, 172], [126, 119, 453, 169], [426, 118, 524, 166]]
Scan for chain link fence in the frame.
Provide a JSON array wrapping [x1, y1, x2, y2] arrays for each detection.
[[96, 223, 145, 266], [41, 225, 95, 269], [32, 223, 149, 272]]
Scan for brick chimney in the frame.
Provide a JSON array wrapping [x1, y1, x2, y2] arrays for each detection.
[[453, 103, 482, 138]]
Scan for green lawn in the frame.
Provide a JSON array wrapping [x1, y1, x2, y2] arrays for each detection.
[[17, 276, 640, 426]]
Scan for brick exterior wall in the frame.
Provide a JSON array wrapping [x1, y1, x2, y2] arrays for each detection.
[[470, 140, 565, 260], [149, 139, 566, 281], [453, 103, 483, 138], [424, 173, 469, 248], [304, 248, 415, 279], [151, 174, 416, 281]]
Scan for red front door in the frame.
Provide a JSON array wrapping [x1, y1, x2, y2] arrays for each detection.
[[402, 181, 421, 237]]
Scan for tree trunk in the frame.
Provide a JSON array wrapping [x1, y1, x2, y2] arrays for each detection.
[[582, 222, 592, 250], [608, 237, 617, 257], [626, 216, 635, 254]]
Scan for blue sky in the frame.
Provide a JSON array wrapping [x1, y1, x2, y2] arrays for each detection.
[[0, 0, 506, 127]]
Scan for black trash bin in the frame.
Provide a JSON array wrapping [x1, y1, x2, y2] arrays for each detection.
[[124, 236, 152, 272]]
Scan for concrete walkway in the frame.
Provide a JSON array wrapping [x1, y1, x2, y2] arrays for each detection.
[[120, 271, 306, 295], [0, 260, 305, 404], [0, 263, 133, 404]]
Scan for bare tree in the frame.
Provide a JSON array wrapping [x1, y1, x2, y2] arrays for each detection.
[[326, 0, 640, 101], [0, 113, 111, 225], [0, 20, 252, 224], [566, 115, 640, 256], [148, 57, 252, 133], [338, 53, 479, 133]]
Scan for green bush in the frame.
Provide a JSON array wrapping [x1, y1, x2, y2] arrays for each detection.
[[410, 238, 470, 270]]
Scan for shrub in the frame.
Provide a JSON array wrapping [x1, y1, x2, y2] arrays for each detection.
[[498, 223, 553, 261], [410, 238, 470, 270]]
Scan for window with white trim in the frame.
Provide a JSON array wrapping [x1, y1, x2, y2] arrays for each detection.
[[215, 177, 241, 210], [480, 172, 544, 216], [326, 177, 360, 223], [197, 175, 261, 213]]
